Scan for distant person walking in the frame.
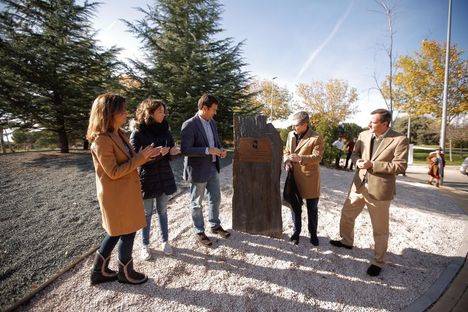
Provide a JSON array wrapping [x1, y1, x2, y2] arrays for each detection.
[[427, 148, 445, 187], [86, 93, 160, 285], [344, 138, 355, 171], [332, 137, 344, 168], [130, 99, 181, 260]]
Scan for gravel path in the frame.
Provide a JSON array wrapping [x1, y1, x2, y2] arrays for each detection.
[[0, 151, 192, 310], [19, 162, 466, 311]]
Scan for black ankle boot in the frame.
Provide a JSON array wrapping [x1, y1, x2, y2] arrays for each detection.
[[367, 264, 382, 276], [118, 258, 148, 285], [90, 251, 118, 285], [289, 233, 300, 245]]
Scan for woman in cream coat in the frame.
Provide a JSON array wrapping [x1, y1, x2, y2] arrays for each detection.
[[284, 111, 324, 246], [86, 93, 160, 285]]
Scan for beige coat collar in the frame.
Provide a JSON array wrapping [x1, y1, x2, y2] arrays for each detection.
[[371, 128, 396, 161], [108, 131, 132, 159], [294, 127, 314, 153]]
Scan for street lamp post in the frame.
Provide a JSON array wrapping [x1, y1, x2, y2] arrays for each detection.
[[269, 76, 278, 120], [439, 0, 452, 185]]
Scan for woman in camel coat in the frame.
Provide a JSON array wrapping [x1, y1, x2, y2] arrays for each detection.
[[284, 111, 324, 246], [86, 93, 160, 285]]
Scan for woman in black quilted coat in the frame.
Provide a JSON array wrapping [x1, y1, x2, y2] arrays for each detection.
[[130, 99, 180, 259]]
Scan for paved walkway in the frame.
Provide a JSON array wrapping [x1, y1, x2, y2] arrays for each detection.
[[402, 165, 468, 312]]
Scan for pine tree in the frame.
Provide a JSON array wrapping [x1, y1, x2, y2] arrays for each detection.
[[125, 0, 255, 140], [0, 0, 121, 152]]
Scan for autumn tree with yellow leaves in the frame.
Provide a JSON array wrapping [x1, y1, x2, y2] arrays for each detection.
[[296, 79, 358, 124], [382, 40, 468, 122], [248, 79, 292, 120]]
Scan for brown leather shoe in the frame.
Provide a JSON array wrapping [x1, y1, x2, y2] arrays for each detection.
[[211, 226, 231, 238], [329, 240, 353, 249], [367, 264, 382, 276], [197, 232, 213, 246]]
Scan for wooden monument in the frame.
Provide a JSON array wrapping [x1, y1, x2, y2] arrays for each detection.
[[232, 115, 283, 237]]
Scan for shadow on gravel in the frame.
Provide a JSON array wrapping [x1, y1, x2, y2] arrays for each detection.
[[320, 166, 466, 219], [0, 151, 233, 311], [95, 231, 463, 311], [24, 152, 93, 173], [98, 278, 331, 311], [393, 179, 466, 218]]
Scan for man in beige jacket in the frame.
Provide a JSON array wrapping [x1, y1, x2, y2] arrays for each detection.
[[284, 111, 324, 246], [330, 109, 408, 276]]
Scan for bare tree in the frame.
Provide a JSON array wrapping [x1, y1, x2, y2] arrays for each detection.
[[372, 0, 399, 114]]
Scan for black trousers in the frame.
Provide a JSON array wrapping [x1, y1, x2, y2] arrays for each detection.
[[335, 151, 342, 168], [291, 198, 319, 240], [345, 151, 353, 170], [98, 232, 136, 264]]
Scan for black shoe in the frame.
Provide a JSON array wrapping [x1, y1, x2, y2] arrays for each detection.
[[289, 233, 300, 245], [90, 251, 118, 285], [329, 240, 353, 249], [197, 232, 213, 246], [117, 258, 148, 285], [310, 237, 319, 246], [211, 226, 231, 238], [366, 264, 381, 276]]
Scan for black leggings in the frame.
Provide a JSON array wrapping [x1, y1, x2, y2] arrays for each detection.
[[98, 232, 136, 264]]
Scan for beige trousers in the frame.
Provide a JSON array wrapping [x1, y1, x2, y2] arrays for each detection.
[[339, 185, 391, 267]]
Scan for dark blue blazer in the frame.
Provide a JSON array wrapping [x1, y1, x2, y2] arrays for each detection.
[[181, 114, 222, 183]]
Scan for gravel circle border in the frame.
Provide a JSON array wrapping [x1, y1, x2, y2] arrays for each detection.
[[4, 163, 467, 311], [4, 187, 189, 312], [4, 246, 98, 312], [402, 185, 468, 312]]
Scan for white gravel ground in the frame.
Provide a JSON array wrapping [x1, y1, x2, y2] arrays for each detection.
[[25, 165, 466, 311]]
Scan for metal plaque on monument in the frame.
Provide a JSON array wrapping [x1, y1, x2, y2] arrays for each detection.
[[232, 115, 283, 237]]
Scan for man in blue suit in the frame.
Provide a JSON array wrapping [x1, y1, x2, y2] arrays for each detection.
[[181, 94, 231, 246]]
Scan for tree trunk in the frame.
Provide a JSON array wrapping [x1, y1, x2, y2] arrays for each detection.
[[53, 92, 69, 153], [0, 126, 5, 154], [83, 138, 89, 150], [232, 115, 283, 237], [449, 139, 452, 162], [57, 128, 69, 153], [407, 115, 411, 143]]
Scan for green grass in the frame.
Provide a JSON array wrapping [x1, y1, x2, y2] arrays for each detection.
[[412, 150, 465, 166]]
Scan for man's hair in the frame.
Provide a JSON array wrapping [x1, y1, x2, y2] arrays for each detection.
[[291, 111, 309, 125], [371, 108, 392, 125], [198, 94, 219, 110]]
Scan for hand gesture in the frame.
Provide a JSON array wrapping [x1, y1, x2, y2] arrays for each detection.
[[288, 154, 301, 163], [160, 146, 171, 156], [208, 147, 222, 156], [220, 149, 227, 158], [170, 146, 181, 156], [140, 145, 161, 160], [356, 159, 373, 169]]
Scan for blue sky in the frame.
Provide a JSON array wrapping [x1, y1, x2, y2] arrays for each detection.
[[92, 0, 467, 127]]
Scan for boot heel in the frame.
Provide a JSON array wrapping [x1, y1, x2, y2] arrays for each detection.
[[90, 251, 118, 285], [117, 259, 148, 285]]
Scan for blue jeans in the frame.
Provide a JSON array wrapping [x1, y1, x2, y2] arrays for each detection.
[[190, 165, 221, 233], [98, 232, 135, 264], [142, 194, 169, 245]]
